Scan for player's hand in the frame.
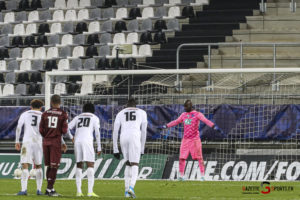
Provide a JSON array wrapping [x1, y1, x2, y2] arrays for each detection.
[[72, 138, 75, 144], [114, 153, 120, 160], [157, 125, 167, 130], [213, 125, 225, 137], [97, 151, 101, 156], [15, 143, 21, 151], [61, 144, 67, 153]]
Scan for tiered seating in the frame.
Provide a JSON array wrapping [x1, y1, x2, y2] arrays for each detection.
[[205, 0, 300, 68], [0, 0, 201, 97]]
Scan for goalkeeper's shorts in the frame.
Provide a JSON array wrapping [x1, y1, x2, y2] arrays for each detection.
[[180, 138, 203, 160]]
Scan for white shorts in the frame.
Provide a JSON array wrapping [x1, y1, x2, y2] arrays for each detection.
[[120, 136, 141, 163], [74, 142, 95, 163], [20, 142, 43, 165]]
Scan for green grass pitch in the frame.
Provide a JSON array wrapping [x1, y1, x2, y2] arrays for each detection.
[[0, 179, 299, 200]]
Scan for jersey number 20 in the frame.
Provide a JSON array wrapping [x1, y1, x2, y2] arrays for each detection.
[[78, 118, 90, 128], [125, 111, 136, 121], [48, 116, 58, 128]]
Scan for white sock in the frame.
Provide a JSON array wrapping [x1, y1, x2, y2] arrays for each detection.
[[76, 168, 82, 194], [124, 166, 131, 191], [35, 168, 43, 191], [21, 169, 29, 192], [130, 165, 138, 189], [87, 168, 94, 194]]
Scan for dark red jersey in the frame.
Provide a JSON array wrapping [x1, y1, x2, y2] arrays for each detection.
[[39, 107, 68, 144]]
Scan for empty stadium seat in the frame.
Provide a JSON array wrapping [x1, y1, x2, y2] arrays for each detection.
[[54, 0, 67, 9], [20, 60, 32, 71], [54, 83, 66, 94], [30, 71, 43, 82], [79, 0, 91, 8], [28, 83, 41, 95], [67, 0, 79, 8], [58, 59, 70, 70], [15, 84, 27, 95], [0, 60, 6, 71], [3, 84, 14, 96]]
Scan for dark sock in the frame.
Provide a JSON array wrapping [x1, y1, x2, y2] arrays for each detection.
[[47, 168, 58, 190]]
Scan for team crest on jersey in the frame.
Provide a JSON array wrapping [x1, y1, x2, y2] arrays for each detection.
[[184, 119, 192, 125]]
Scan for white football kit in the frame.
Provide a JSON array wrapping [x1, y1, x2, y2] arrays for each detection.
[[69, 113, 101, 163], [113, 107, 147, 163], [16, 110, 43, 165]]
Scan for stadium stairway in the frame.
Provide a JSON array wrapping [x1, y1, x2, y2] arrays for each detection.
[[139, 0, 261, 69]]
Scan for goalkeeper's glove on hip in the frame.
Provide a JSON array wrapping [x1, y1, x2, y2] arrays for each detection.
[[114, 153, 120, 160]]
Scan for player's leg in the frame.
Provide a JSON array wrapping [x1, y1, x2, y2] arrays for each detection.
[[127, 139, 141, 199], [33, 143, 43, 195], [43, 143, 51, 195], [124, 160, 131, 197], [179, 138, 190, 180], [46, 143, 62, 196], [85, 142, 98, 197], [191, 138, 205, 180], [76, 162, 83, 196], [18, 143, 31, 195], [120, 137, 130, 197]]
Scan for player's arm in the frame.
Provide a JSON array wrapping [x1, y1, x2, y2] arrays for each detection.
[[66, 117, 78, 141], [163, 113, 184, 128], [39, 113, 46, 137], [112, 114, 121, 159], [61, 112, 69, 135], [197, 112, 223, 135], [15, 113, 25, 151], [140, 111, 148, 155], [94, 117, 101, 156]]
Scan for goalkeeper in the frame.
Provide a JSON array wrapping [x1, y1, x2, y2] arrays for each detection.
[[159, 100, 222, 181]]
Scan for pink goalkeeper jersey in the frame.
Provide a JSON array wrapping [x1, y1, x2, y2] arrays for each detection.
[[167, 110, 214, 139]]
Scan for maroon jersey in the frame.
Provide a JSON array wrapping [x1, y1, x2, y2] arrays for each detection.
[[39, 107, 68, 144]]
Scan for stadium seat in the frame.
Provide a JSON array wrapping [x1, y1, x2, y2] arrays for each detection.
[[2, 84, 14, 96], [38, 23, 50, 34], [87, 34, 100, 45], [127, 19, 139, 32], [116, 0, 128, 6], [70, 58, 82, 70], [4, 12, 15, 24], [36, 35, 48, 46], [114, 21, 127, 32], [0, 48, 9, 60], [190, 0, 208, 6], [166, 18, 179, 31], [31, 0, 43, 10], [85, 21, 101, 34], [101, 21, 113, 32], [104, 0, 117, 7], [19, 47, 34, 60], [0, 60, 6, 71], [23, 35, 35, 47], [67, 83, 79, 94], [0, 73, 4, 82], [58, 59, 70, 70], [140, 31, 153, 44], [75, 22, 88, 33], [30, 71, 43, 82], [124, 57, 136, 69], [67, 0, 79, 8], [1, 24, 13, 35], [138, 0, 154, 7], [154, 31, 167, 43], [99, 45, 110, 56], [54, 83, 66, 94], [127, 7, 141, 19], [15, 11, 27, 23], [79, 0, 91, 8], [32, 60, 43, 71], [78, 82, 92, 95], [111, 58, 123, 69], [40, 10, 52, 21], [28, 83, 41, 95], [47, 47, 59, 59], [155, 6, 167, 18], [45, 59, 57, 71], [89, 8, 102, 20], [54, 0, 67, 9], [34, 47, 47, 60], [0, 36, 10, 46], [9, 48, 21, 59], [137, 44, 152, 57], [154, 19, 167, 31], [5, 72, 16, 84], [46, 23, 62, 35], [181, 6, 194, 18], [97, 57, 110, 70], [58, 34, 73, 46], [25, 24, 37, 35], [127, 32, 139, 44], [60, 46, 71, 57], [163, 6, 181, 19], [111, 8, 128, 20], [18, 0, 30, 11], [103, 8, 115, 19], [70, 46, 84, 58], [26, 11, 39, 23], [7, 60, 19, 71], [0, 85, 2, 96], [48, 35, 60, 46], [141, 18, 153, 31], [113, 33, 126, 44], [11, 24, 25, 36], [165, 0, 181, 6], [6, 1, 17, 11], [20, 60, 32, 71], [138, 7, 154, 19], [15, 84, 27, 95], [85, 46, 98, 57], [77, 9, 89, 21], [130, 0, 142, 6], [73, 34, 85, 45], [83, 58, 96, 70], [63, 21, 74, 33], [64, 10, 77, 21]]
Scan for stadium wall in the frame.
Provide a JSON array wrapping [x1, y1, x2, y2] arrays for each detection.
[[1, 104, 300, 140]]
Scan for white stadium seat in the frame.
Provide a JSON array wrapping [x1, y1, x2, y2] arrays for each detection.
[[3, 84, 14, 96], [20, 60, 32, 71], [58, 59, 70, 70]]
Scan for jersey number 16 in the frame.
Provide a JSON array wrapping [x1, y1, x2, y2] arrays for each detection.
[[125, 111, 136, 121]]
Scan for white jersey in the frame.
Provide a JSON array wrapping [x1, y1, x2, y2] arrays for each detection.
[[68, 112, 101, 152], [113, 107, 147, 154], [16, 110, 42, 144]]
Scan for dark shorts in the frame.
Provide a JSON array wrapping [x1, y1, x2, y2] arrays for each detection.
[[43, 143, 62, 167]]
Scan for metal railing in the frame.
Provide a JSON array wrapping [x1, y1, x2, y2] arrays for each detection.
[[260, 0, 297, 13], [176, 42, 300, 85]]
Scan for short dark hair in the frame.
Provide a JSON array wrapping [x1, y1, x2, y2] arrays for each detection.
[[83, 103, 95, 113], [127, 98, 136, 107], [51, 94, 61, 105], [30, 99, 44, 109]]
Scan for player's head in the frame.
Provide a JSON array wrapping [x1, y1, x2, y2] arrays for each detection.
[[51, 94, 61, 108], [83, 103, 95, 113], [184, 100, 193, 112], [127, 98, 136, 107], [30, 99, 44, 111]]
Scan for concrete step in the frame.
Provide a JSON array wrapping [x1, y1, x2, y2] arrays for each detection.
[[232, 29, 300, 42], [246, 15, 300, 30], [218, 46, 300, 56], [203, 54, 300, 68]]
